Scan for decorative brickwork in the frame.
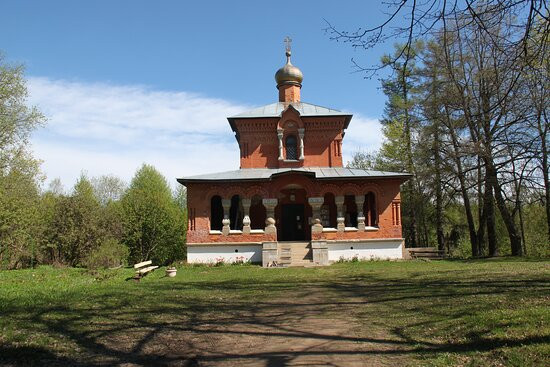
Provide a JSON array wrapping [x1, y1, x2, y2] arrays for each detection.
[[185, 175, 404, 244], [235, 114, 347, 169]]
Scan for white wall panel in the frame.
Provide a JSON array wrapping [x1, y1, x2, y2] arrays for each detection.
[[187, 245, 262, 264], [327, 240, 403, 261]]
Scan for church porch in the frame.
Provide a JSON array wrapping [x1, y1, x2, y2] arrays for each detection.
[[182, 171, 408, 266]]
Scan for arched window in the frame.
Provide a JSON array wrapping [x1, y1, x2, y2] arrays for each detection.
[[210, 195, 223, 231], [249, 195, 266, 229], [285, 135, 298, 160], [344, 195, 358, 228], [363, 192, 377, 227], [321, 193, 337, 228], [229, 195, 243, 230]]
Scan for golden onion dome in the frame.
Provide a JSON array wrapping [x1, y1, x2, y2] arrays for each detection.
[[275, 51, 303, 88]]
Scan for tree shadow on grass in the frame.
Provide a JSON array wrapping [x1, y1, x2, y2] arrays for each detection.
[[0, 344, 86, 367], [1, 269, 549, 366]]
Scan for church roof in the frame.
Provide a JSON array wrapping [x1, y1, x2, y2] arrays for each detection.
[[177, 167, 411, 184], [227, 102, 352, 132], [229, 101, 350, 119]]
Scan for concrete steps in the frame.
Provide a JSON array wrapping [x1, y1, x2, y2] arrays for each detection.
[[278, 244, 292, 267], [278, 242, 313, 267]]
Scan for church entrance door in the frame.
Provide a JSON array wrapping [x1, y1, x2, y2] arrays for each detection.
[[281, 204, 305, 241]]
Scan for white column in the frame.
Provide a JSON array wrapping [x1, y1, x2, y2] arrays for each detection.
[[335, 195, 345, 232], [308, 197, 324, 233], [221, 198, 231, 235], [241, 198, 251, 234], [355, 195, 366, 231], [262, 198, 278, 235], [298, 128, 305, 161], [277, 129, 284, 160]]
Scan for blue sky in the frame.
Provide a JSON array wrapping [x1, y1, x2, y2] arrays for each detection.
[[1, 0, 397, 188]]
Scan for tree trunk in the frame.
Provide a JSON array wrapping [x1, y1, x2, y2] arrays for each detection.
[[518, 199, 527, 256], [433, 122, 445, 252], [484, 176, 498, 257], [402, 69, 421, 247], [486, 162, 523, 256], [445, 108, 479, 256], [537, 110, 550, 244], [405, 185, 418, 247], [476, 160, 486, 255]]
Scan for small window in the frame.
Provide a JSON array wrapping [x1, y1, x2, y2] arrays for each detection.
[[285, 135, 297, 160]]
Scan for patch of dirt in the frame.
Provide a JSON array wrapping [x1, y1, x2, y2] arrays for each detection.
[[107, 288, 415, 367]]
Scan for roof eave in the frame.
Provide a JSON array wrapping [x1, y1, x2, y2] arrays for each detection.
[[343, 114, 353, 130], [177, 171, 413, 185], [227, 115, 280, 133], [316, 173, 413, 182], [228, 113, 353, 133], [177, 177, 269, 185]]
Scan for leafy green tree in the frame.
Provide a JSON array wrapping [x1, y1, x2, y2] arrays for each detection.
[[49, 175, 102, 266], [38, 183, 63, 265], [0, 54, 44, 172], [173, 184, 188, 246], [91, 175, 127, 254], [46, 178, 65, 196], [0, 54, 45, 269], [339, 8, 548, 258], [122, 164, 185, 265], [91, 174, 126, 206], [346, 150, 380, 170], [0, 152, 43, 269], [378, 43, 430, 247]]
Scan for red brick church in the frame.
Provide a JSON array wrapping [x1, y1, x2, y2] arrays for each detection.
[[178, 42, 410, 266]]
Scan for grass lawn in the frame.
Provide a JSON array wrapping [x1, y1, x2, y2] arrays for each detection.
[[0, 259, 549, 366]]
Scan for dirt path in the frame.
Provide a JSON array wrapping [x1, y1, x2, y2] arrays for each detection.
[[113, 287, 414, 367]]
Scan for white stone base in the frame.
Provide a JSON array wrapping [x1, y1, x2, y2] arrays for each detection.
[[187, 239, 404, 265], [327, 239, 404, 261], [187, 244, 262, 264]]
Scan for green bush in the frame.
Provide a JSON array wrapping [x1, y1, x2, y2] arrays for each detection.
[[84, 238, 128, 270], [522, 204, 550, 257]]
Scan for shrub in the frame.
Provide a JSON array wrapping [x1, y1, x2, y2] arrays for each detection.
[[84, 238, 128, 270]]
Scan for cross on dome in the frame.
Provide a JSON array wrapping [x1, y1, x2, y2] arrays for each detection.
[[284, 36, 292, 53], [275, 36, 303, 101]]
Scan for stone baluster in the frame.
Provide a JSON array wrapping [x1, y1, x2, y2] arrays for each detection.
[[355, 195, 366, 231], [241, 198, 251, 234], [277, 129, 284, 161], [221, 198, 231, 235], [335, 195, 345, 232], [308, 197, 324, 233], [262, 198, 278, 235], [298, 128, 305, 161]]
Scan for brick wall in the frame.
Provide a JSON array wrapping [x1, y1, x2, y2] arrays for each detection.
[[235, 113, 346, 169], [185, 175, 404, 244]]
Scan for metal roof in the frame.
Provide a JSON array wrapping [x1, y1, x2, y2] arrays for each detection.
[[227, 101, 353, 133], [178, 167, 412, 184], [229, 102, 350, 119]]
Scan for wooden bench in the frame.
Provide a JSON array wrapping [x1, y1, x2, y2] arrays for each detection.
[[133, 260, 158, 280], [408, 247, 445, 260]]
